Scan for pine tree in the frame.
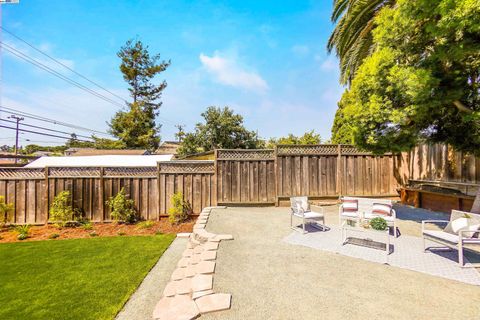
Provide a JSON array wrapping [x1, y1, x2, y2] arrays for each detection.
[[109, 39, 170, 150]]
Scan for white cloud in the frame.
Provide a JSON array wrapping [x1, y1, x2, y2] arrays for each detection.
[[291, 45, 310, 56], [318, 56, 337, 71], [199, 52, 268, 93]]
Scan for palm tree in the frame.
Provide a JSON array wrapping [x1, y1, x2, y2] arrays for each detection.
[[327, 0, 394, 85]]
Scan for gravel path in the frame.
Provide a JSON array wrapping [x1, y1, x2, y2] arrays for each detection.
[[202, 206, 480, 320], [116, 237, 188, 320]]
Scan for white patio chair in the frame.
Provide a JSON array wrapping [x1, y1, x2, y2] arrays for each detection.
[[290, 196, 326, 234], [422, 210, 480, 267], [339, 196, 398, 237]]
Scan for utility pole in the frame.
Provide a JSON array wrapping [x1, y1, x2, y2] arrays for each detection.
[[0, 1, 20, 120], [9, 114, 23, 163]]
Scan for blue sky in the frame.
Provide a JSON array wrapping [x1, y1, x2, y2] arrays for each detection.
[[0, 0, 342, 147]]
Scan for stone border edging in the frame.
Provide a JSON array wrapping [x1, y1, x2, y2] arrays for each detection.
[[153, 206, 233, 320]]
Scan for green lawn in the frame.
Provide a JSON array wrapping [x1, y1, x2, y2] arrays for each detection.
[[0, 235, 175, 320]]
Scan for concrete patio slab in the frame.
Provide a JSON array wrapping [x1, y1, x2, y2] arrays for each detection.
[[152, 295, 199, 320], [195, 261, 216, 274], [192, 274, 213, 292], [195, 293, 232, 314], [192, 289, 214, 300]]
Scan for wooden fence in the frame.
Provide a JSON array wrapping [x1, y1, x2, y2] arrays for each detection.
[[158, 161, 216, 215], [0, 145, 410, 224]]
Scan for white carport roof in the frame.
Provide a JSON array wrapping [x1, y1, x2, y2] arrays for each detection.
[[25, 155, 174, 168]]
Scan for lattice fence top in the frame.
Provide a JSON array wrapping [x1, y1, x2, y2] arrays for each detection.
[[0, 168, 45, 179], [104, 167, 157, 177], [159, 161, 215, 174], [48, 167, 101, 177], [216, 149, 275, 160], [277, 145, 339, 155]]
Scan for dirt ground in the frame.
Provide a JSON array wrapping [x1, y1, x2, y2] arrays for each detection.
[[0, 219, 194, 243], [202, 205, 480, 320]]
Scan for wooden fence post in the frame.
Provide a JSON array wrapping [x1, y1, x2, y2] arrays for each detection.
[[214, 149, 218, 206], [44, 167, 49, 224], [274, 145, 279, 206], [99, 167, 105, 222], [157, 162, 161, 220], [336, 145, 342, 196]]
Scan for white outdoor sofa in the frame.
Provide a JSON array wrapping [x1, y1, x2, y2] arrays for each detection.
[[339, 196, 398, 237], [422, 210, 480, 267], [290, 196, 326, 234]]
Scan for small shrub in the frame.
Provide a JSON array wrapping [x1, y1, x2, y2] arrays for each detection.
[[155, 230, 163, 236], [49, 233, 60, 239], [136, 220, 155, 229], [15, 224, 30, 240], [17, 233, 28, 241], [81, 221, 93, 230], [0, 196, 14, 226], [106, 188, 137, 223], [49, 191, 80, 227], [168, 192, 192, 225], [89, 231, 98, 237], [370, 217, 388, 231]]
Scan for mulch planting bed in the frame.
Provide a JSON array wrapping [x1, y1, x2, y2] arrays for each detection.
[[0, 219, 194, 243]]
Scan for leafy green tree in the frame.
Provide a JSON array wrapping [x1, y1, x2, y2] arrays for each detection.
[[331, 95, 355, 144], [333, 0, 480, 154], [328, 0, 394, 84], [266, 130, 321, 148], [109, 39, 170, 150], [177, 106, 262, 156]]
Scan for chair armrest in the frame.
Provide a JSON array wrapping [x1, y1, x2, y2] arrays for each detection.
[[460, 229, 480, 241], [390, 209, 396, 219], [422, 220, 449, 232]]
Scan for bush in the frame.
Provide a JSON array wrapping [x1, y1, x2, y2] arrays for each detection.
[[15, 224, 30, 240], [370, 217, 388, 231], [80, 221, 93, 230], [106, 188, 137, 223], [49, 191, 80, 227], [0, 196, 14, 226], [136, 220, 155, 229], [168, 192, 192, 225]]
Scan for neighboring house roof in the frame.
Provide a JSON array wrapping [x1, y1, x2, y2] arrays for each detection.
[[155, 141, 180, 155], [179, 150, 215, 160], [25, 155, 174, 168], [65, 148, 149, 156]]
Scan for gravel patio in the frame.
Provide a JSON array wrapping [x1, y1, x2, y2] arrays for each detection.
[[201, 205, 480, 320]]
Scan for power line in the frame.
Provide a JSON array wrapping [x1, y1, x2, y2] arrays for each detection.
[[0, 118, 93, 139], [0, 41, 125, 108], [0, 105, 112, 136], [0, 124, 93, 142], [0, 26, 128, 103]]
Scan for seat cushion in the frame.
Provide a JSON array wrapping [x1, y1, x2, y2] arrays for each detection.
[[423, 230, 459, 244], [303, 211, 323, 219], [372, 203, 392, 216], [293, 211, 323, 219], [341, 199, 358, 212], [340, 211, 359, 218]]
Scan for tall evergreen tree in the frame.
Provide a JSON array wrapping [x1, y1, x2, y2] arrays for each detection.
[[109, 39, 170, 150]]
